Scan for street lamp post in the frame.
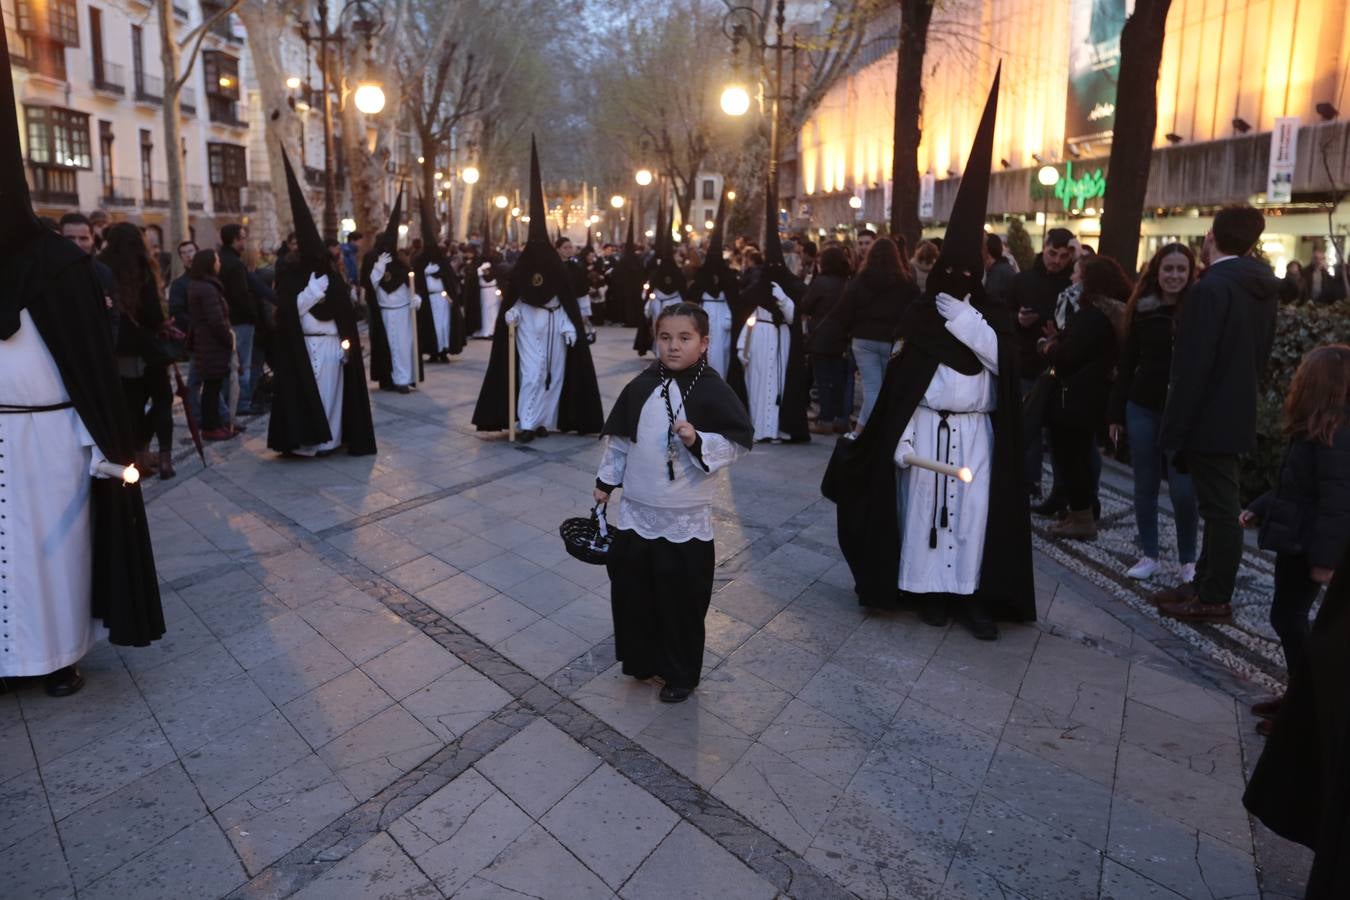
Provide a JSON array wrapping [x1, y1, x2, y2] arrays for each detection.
[[1037, 165, 1059, 243], [720, 1, 797, 202]]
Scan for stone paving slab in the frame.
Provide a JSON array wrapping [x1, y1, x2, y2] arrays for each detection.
[[0, 327, 1311, 898]]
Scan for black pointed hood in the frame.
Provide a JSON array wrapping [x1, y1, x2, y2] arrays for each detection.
[[510, 135, 571, 307], [622, 214, 636, 260], [649, 181, 685, 296], [689, 187, 731, 300], [0, 23, 44, 254], [363, 186, 410, 290], [380, 188, 404, 253], [281, 146, 326, 272], [932, 62, 1000, 290]]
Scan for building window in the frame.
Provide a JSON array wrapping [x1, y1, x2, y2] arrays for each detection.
[[98, 120, 114, 196], [140, 129, 154, 201], [203, 51, 240, 99], [702, 179, 715, 200], [16, 0, 80, 47], [208, 141, 246, 212], [704, 208, 714, 224], [25, 105, 92, 169]]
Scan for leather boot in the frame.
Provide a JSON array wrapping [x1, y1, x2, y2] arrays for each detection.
[[1047, 508, 1097, 540]]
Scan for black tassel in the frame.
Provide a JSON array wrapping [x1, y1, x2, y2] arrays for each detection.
[[545, 372, 552, 390], [929, 526, 938, 549], [667, 458, 675, 481], [940, 507, 949, 528]]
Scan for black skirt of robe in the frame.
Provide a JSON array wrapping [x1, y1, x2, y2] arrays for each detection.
[[820, 298, 1035, 620], [462, 268, 483, 338], [470, 288, 604, 435], [1244, 551, 1350, 899], [606, 529, 715, 689], [359, 252, 393, 386], [11, 232, 165, 646]]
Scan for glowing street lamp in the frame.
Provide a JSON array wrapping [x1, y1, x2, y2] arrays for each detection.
[[494, 195, 509, 209], [610, 195, 625, 209], [353, 81, 386, 115], [726, 190, 736, 201], [462, 166, 480, 185], [510, 207, 521, 217], [635, 169, 653, 187], [720, 83, 751, 117], [848, 195, 862, 210], [285, 76, 302, 90], [1037, 165, 1059, 241], [705, 219, 715, 230]]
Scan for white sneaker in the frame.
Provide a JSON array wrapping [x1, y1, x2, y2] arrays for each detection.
[[1127, 557, 1161, 580], [1177, 562, 1196, 584]]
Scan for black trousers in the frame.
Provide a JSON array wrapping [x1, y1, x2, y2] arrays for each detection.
[[143, 364, 173, 452], [1049, 423, 1097, 511], [201, 377, 224, 431], [606, 529, 715, 689], [1189, 452, 1243, 606], [812, 355, 848, 426], [1271, 553, 1322, 676]]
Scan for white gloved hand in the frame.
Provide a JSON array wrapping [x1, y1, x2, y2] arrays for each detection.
[[504, 306, 522, 326], [424, 262, 440, 277], [413, 293, 423, 311], [370, 252, 391, 285], [563, 332, 576, 348], [770, 282, 791, 307], [935, 292, 973, 322], [478, 262, 492, 276], [304, 272, 329, 301]]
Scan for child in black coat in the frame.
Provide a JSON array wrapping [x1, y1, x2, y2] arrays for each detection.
[[1242, 344, 1350, 732]]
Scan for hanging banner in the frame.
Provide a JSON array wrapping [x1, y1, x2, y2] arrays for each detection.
[[918, 173, 936, 220], [1065, 0, 1135, 151], [1267, 117, 1299, 204]]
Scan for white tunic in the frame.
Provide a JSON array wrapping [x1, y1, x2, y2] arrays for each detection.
[[0, 310, 110, 676], [426, 272, 451, 352], [476, 276, 501, 338], [596, 382, 744, 543], [643, 289, 684, 325], [294, 282, 344, 457], [505, 298, 575, 432], [701, 292, 734, 379], [893, 306, 999, 595], [736, 287, 794, 441]]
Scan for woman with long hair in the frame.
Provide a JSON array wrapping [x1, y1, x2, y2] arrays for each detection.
[[99, 222, 174, 477], [186, 249, 236, 440], [800, 245, 853, 434], [835, 236, 917, 432], [1108, 243, 1200, 580]]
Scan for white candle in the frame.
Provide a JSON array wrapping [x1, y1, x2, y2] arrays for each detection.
[[901, 454, 973, 484], [95, 460, 140, 484]]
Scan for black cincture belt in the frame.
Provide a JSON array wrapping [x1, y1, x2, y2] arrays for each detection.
[[303, 333, 340, 338], [929, 410, 955, 549], [0, 401, 74, 414]]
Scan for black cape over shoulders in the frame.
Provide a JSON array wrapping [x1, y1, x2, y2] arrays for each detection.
[[1244, 550, 1350, 898], [821, 298, 1035, 619], [601, 362, 755, 452], [9, 232, 165, 646], [470, 287, 604, 435]]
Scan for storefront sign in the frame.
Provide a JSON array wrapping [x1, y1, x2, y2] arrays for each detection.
[[1031, 161, 1107, 211], [1267, 116, 1299, 203], [919, 173, 935, 220], [1065, 0, 1134, 150]]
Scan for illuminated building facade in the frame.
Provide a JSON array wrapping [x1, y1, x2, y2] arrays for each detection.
[[794, 0, 1350, 272]]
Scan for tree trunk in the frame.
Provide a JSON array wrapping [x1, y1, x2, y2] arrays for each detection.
[[235, 1, 301, 250], [157, 0, 189, 278], [339, 98, 388, 234], [890, 0, 934, 251], [1098, 0, 1173, 272]]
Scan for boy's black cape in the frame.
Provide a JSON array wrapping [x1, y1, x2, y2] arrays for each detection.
[[602, 361, 755, 452]]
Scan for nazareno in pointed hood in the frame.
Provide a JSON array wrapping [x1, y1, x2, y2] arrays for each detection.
[[379, 187, 404, 254], [689, 186, 732, 300], [509, 135, 571, 308], [281, 146, 327, 273], [621, 211, 636, 260], [0, 24, 42, 254], [928, 62, 1001, 301], [366, 186, 410, 288], [279, 144, 350, 322], [648, 181, 685, 296]]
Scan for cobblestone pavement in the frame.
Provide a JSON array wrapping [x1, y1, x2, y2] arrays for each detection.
[[1, 327, 1308, 898]]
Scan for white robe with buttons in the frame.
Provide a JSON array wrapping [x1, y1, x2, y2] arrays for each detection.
[[0, 309, 110, 676], [506, 298, 575, 431], [426, 273, 451, 352], [736, 294, 794, 441], [701, 292, 734, 379], [476, 278, 501, 338], [893, 306, 998, 596], [375, 282, 418, 387]]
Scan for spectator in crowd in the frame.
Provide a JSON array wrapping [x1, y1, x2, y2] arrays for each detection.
[[1010, 227, 1076, 499], [982, 233, 1016, 305], [1301, 248, 1346, 304], [1241, 345, 1350, 735], [218, 223, 259, 419], [909, 239, 939, 293], [100, 222, 174, 477], [834, 237, 917, 434], [1108, 243, 1200, 580], [186, 249, 235, 441], [1280, 260, 1303, 303], [1039, 255, 1131, 540], [800, 245, 852, 435], [327, 238, 350, 287], [853, 228, 876, 271], [1155, 206, 1279, 622], [341, 231, 363, 285], [87, 208, 110, 250]]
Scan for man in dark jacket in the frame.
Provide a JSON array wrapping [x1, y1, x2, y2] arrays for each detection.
[[982, 233, 1016, 306], [219, 223, 259, 416], [1155, 206, 1279, 621]]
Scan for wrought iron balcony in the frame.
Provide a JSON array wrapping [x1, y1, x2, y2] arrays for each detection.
[[102, 176, 137, 207], [92, 60, 125, 95], [135, 73, 163, 104], [146, 179, 171, 208], [188, 184, 206, 210]]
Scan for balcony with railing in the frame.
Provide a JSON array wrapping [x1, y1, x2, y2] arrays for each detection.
[[92, 60, 125, 95], [180, 86, 197, 115], [135, 73, 163, 104], [29, 165, 79, 206], [103, 175, 136, 207], [21, 34, 67, 82], [188, 184, 206, 210], [146, 179, 171, 208], [207, 96, 247, 128]]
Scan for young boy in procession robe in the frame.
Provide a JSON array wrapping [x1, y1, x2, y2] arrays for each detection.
[[595, 303, 755, 702], [267, 149, 377, 458], [362, 192, 422, 394], [686, 188, 737, 381], [822, 65, 1035, 641], [468, 211, 503, 339], [415, 193, 464, 363], [736, 180, 811, 442], [0, 23, 163, 696], [472, 138, 604, 441]]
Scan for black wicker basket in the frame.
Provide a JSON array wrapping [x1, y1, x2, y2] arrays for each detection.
[[559, 502, 612, 565]]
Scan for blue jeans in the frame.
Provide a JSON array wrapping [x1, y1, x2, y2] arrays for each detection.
[[1125, 401, 1198, 562], [852, 338, 892, 429], [844, 352, 857, 423], [233, 324, 256, 412], [186, 355, 229, 426]]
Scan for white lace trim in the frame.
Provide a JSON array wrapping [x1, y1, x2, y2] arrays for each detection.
[[617, 496, 714, 543]]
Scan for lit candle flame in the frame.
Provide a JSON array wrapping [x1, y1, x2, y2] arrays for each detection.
[[958, 467, 973, 484], [340, 338, 351, 351]]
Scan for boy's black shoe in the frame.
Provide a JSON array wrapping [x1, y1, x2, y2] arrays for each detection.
[[965, 605, 999, 641], [44, 665, 84, 697], [659, 685, 692, 703], [515, 431, 535, 444], [919, 595, 949, 628], [535, 427, 549, 438]]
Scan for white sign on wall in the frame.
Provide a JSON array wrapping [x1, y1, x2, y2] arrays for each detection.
[[1267, 117, 1300, 204], [919, 173, 936, 220]]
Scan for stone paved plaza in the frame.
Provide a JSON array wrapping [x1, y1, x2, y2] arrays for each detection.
[[0, 327, 1311, 899]]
